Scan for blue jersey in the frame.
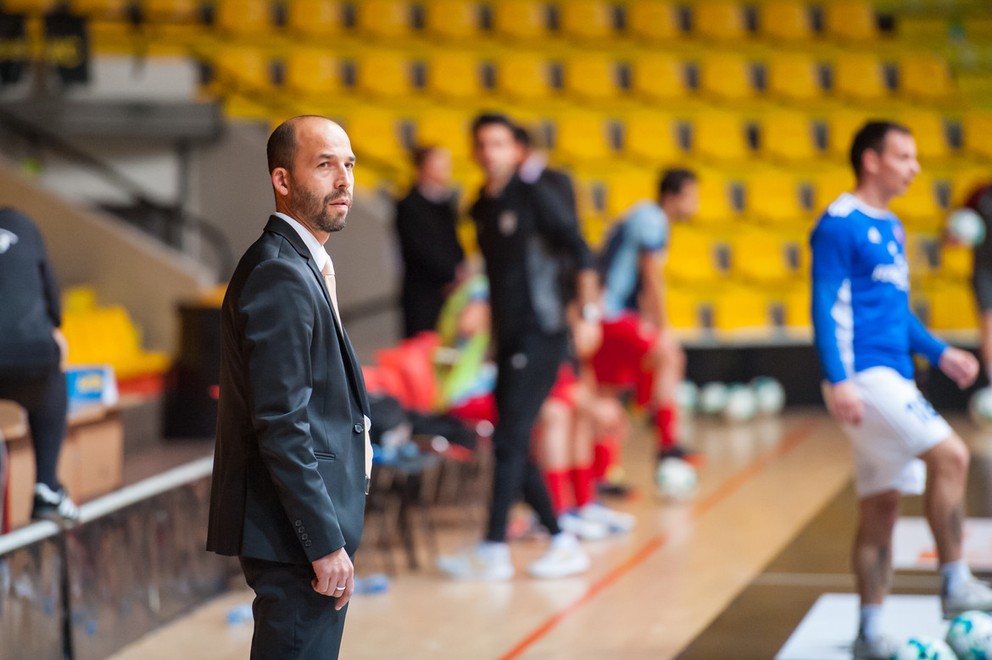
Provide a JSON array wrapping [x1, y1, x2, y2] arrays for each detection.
[[600, 202, 669, 318], [810, 192, 946, 384]]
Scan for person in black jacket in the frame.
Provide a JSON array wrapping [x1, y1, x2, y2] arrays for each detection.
[[0, 208, 77, 523], [394, 146, 464, 338], [437, 113, 603, 581]]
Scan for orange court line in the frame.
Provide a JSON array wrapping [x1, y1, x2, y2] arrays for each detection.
[[499, 417, 821, 660]]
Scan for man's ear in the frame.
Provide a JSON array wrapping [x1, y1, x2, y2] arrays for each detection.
[[271, 167, 290, 197], [862, 149, 880, 176]]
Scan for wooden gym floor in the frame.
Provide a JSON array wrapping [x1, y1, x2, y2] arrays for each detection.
[[107, 409, 992, 659]]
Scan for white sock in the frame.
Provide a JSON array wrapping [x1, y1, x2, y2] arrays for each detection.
[[859, 604, 883, 641], [941, 559, 973, 596]]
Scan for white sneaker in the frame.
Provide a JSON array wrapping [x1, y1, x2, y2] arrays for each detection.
[[437, 542, 514, 581], [578, 503, 635, 534], [852, 634, 901, 660], [527, 533, 590, 579], [558, 511, 610, 541], [32, 483, 80, 523], [943, 576, 992, 619]]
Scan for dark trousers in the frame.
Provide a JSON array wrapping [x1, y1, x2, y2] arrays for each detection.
[[0, 364, 67, 490], [239, 557, 349, 660], [401, 284, 445, 339], [485, 332, 566, 542]]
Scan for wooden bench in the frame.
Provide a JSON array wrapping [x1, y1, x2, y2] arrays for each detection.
[[1, 399, 123, 529]]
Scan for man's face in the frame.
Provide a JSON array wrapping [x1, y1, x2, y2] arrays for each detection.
[[866, 130, 920, 199], [420, 148, 452, 187], [473, 123, 519, 182], [667, 180, 700, 221], [285, 119, 356, 234]]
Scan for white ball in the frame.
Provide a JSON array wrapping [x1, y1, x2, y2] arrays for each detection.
[[723, 384, 758, 423], [698, 382, 729, 415], [896, 636, 957, 660], [655, 458, 697, 500], [676, 380, 699, 413], [750, 376, 786, 415], [948, 207, 987, 247], [947, 610, 992, 660], [969, 387, 992, 428]]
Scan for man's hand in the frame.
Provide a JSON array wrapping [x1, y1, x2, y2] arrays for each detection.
[[311, 547, 354, 611], [572, 318, 602, 360], [826, 380, 863, 426], [52, 328, 68, 370], [939, 347, 980, 390]]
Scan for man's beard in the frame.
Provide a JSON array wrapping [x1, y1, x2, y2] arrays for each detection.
[[299, 187, 350, 233]]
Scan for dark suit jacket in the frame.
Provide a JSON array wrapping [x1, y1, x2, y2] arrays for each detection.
[[207, 216, 370, 565]]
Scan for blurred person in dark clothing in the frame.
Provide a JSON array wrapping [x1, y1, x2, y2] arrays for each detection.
[[0, 208, 78, 523], [514, 125, 578, 223], [394, 146, 465, 338]]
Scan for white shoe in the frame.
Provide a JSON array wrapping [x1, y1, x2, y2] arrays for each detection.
[[943, 576, 992, 619], [852, 634, 901, 660], [32, 483, 80, 523], [558, 511, 610, 541], [578, 503, 635, 534], [437, 542, 514, 581], [527, 533, 590, 579]]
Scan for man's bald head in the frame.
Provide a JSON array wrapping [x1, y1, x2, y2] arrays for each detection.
[[267, 115, 343, 174]]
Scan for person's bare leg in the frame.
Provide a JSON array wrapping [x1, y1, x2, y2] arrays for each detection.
[[920, 435, 969, 565], [852, 489, 900, 650]]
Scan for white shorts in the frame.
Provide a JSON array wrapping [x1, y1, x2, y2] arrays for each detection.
[[827, 366, 953, 498]]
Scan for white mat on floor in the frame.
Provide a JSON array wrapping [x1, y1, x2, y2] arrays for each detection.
[[776, 594, 948, 660], [893, 517, 992, 571]]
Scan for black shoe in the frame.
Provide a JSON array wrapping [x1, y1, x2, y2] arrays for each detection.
[[658, 445, 704, 467], [597, 481, 633, 499], [32, 483, 80, 523]]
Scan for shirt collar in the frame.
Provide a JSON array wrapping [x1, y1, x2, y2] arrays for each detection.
[[274, 212, 333, 274]]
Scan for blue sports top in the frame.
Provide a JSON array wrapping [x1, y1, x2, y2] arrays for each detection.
[[810, 192, 947, 384], [599, 201, 669, 318]]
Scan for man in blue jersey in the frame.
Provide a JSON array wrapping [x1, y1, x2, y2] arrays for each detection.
[[591, 169, 698, 468], [811, 121, 992, 658]]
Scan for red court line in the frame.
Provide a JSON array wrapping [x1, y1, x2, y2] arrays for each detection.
[[499, 417, 820, 660]]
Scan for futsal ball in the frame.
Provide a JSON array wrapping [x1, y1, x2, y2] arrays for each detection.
[[896, 636, 957, 660], [750, 376, 786, 416], [655, 457, 697, 501], [969, 387, 992, 428], [947, 610, 992, 660], [698, 382, 729, 415], [722, 384, 758, 423], [676, 381, 699, 413], [948, 208, 987, 247]]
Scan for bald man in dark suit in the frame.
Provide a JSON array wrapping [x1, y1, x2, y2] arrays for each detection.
[[207, 116, 371, 659]]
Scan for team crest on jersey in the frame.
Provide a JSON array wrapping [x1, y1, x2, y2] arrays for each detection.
[[498, 210, 518, 236], [867, 227, 882, 244], [0, 229, 18, 254]]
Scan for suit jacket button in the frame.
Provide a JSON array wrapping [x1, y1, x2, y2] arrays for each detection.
[[305, 541, 312, 548], [295, 520, 302, 527], [354, 423, 364, 434], [301, 533, 308, 540]]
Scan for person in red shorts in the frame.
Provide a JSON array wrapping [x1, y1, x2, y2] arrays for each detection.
[[593, 169, 700, 470]]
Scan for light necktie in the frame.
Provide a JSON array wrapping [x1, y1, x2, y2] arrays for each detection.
[[320, 260, 341, 324]]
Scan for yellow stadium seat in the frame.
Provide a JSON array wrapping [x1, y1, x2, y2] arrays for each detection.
[[940, 245, 973, 282], [692, 1, 748, 41], [593, 166, 657, 220], [340, 108, 411, 165], [209, 47, 273, 94], [415, 109, 473, 163], [743, 170, 809, 226], [665, 225, 728, 285], [559, 0, 618, 41], [494, 52, 558, 102], [69, 0, 131, 18], [758, 0, 813, 42], [731, 228, 804, 285], [354, 51, 419, 100], [665, 284, 708, 330], [823, 0, 878, 42], [810, 168, 855, 214], [698, 52, 758, 103], [899, 53, 955, 103], [962, 110, 992, 160], [215, 0, 272, 35], [890, 172, 944, 232], [713, 284, 772, 331], [621, 111, 682, 167], [920, 281, 978, 331], [626, 0, 681, 41], [691, 111, 751, 164], [492, 0, 551, 41], [766, 53, 825, 105], [630, 54, 691, 104], [695, 171, 741, 225], [552, 112, 616, 165], [1, 0, 58, 12], [824, 110, 872, 160], [903, 234, 936, 284], [143, 0, 201, 22], [782, 283, 811, 329], [899, 109, 950, 162], [425, 52, 490, 102], [423, 0, 484, 40], [759, 111, 820, 164], [832, 53, 890, 103], [563, 53, 623, 103], [284, 50, 344, 97], [285, 0, 346, 37], [949, 166, 990, 207], [354, 0, 415, 39]]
